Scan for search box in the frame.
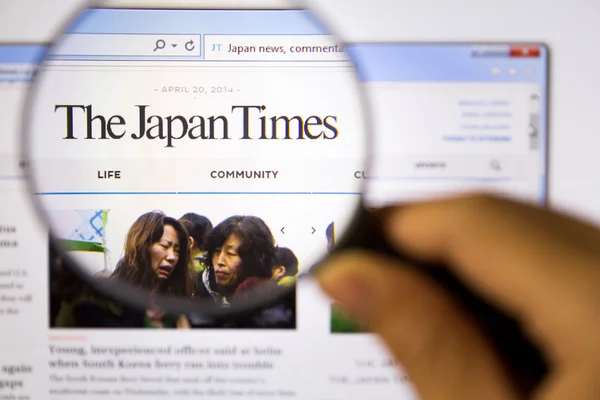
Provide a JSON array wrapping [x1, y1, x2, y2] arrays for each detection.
[[370, 154, 540, 180], [50, 34, 201, 58], [204, 35, 347, 61]]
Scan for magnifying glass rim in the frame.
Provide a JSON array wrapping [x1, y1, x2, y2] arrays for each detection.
[[21, 0, 376, 319]]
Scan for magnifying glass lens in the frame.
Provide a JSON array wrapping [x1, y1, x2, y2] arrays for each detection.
[[25, 2, 367, 320]]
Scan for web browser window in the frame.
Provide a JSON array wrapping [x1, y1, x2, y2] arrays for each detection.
[[0, 11, 548, 400]]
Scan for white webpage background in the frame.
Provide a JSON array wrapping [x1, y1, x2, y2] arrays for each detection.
[[1, 0, 600, 400]]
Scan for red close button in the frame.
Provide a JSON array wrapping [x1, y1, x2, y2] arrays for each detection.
[[509, 46, 540, 57]]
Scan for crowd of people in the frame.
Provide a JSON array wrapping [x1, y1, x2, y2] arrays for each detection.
[[49, 212, 300, 329]]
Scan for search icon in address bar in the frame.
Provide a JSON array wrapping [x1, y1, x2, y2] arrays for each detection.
[[51, 34, 201, 58], [153, 39, 166, 52]]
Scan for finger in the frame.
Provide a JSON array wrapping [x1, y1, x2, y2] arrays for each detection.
[[380, 193, 600, 363], [377, 193, 600, 259], [318, 250, 520, 400]]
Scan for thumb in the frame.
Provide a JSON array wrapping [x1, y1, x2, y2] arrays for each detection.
[[317, 250, 520, 400]]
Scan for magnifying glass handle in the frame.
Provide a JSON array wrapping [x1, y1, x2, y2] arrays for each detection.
[[336, 207, 548, 393]]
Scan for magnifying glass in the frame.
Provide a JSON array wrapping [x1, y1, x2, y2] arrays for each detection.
[[22, 0, 547, 391], [153, 39, 166, 52]]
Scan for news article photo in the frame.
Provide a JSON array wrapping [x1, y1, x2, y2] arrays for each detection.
[[48, 207, 308, 330]]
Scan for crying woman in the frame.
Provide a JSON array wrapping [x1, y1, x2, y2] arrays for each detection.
[[110, 211, 192, 328]]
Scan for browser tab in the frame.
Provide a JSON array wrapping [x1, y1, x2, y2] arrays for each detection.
[[204, 35, 347, 61]]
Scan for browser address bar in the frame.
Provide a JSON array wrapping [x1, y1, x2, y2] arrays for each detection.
[[48, 34, 347, 61], [50, 34, 202, 58]]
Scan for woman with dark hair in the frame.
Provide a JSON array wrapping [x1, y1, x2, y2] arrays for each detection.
[[191, 215, 295, 328], [50, 212, 192, 329], [106, 211, 192, 328], [194, 215, 276, 305], [112, 211, 191, 298]]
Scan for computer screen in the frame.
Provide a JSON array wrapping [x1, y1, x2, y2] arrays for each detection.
[[0, 8, 548, 400]]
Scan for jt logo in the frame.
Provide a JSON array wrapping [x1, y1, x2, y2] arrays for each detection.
[[212, 43, 223, 51]]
